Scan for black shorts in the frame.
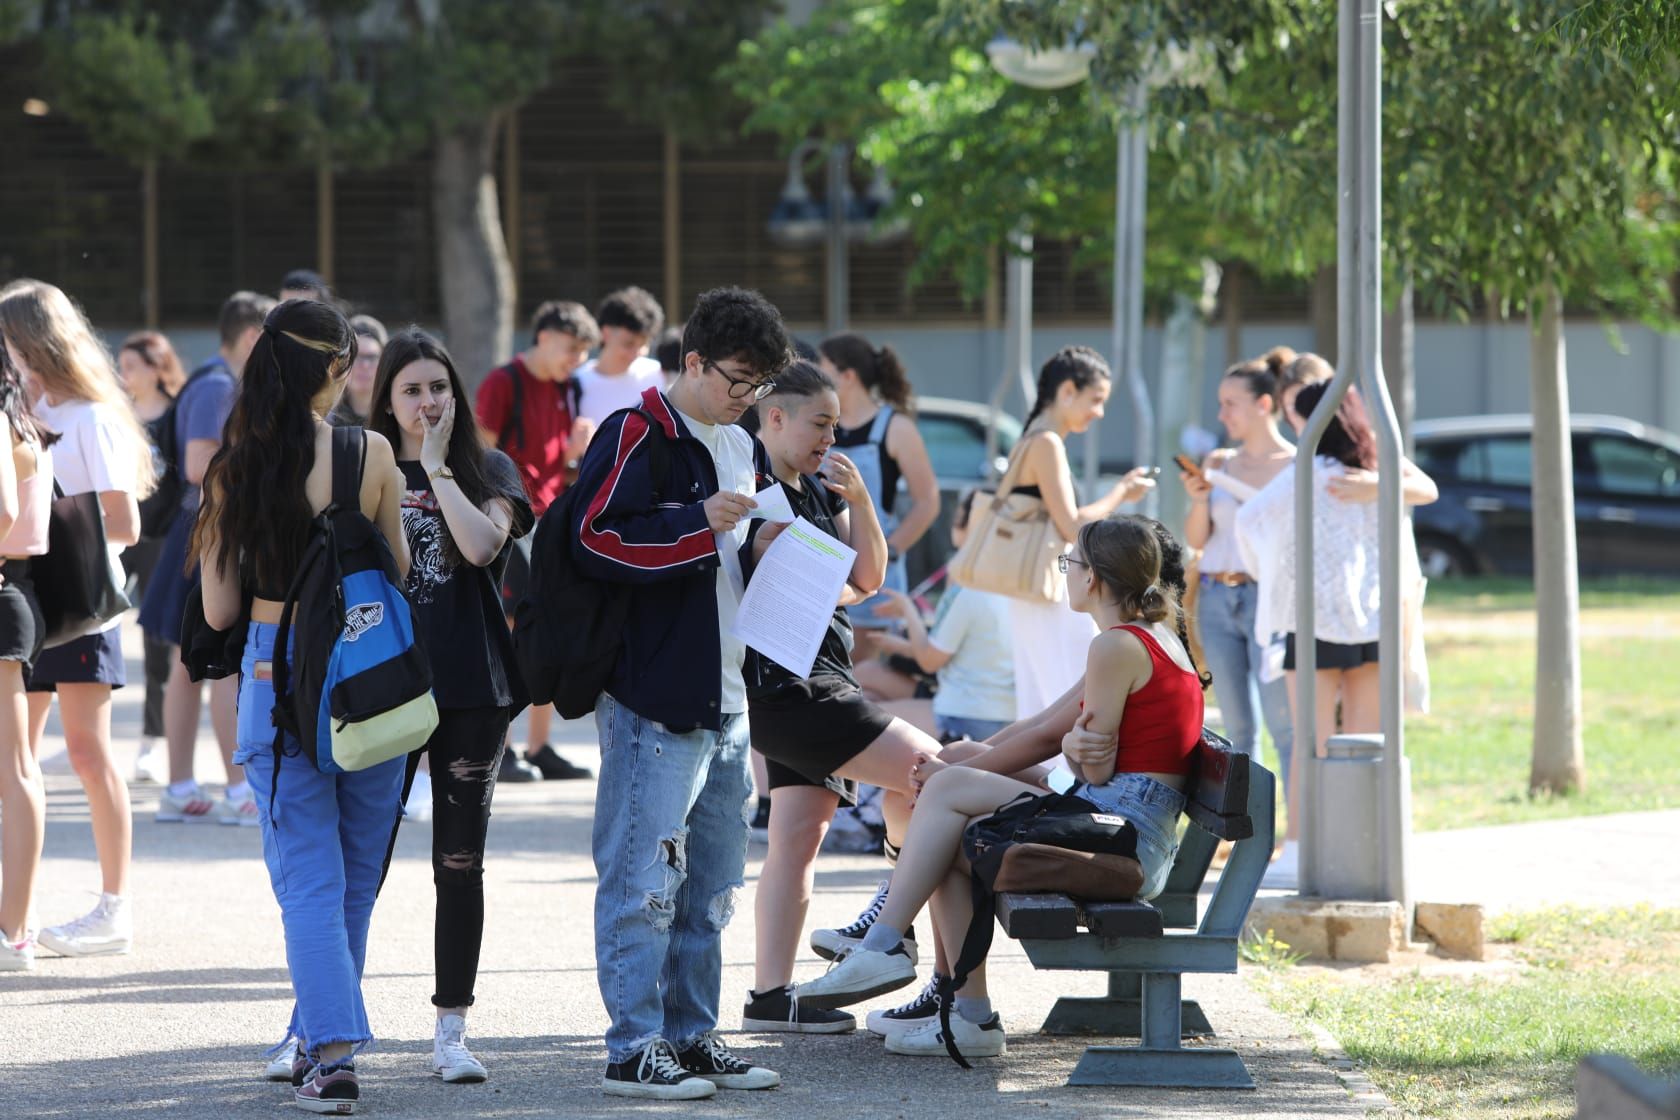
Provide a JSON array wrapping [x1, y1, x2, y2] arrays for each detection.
[[27, 625, 128, 691], [749, 676, 894, 787], [1283, 633, 1379, 672], [0, 560, 45, 670]]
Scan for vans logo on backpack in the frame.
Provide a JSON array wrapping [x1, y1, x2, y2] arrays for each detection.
[[343, 603, 384, 641]]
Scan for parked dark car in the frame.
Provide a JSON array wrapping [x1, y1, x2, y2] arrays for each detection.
[[1410, 414, 1680, 577], [899, 397, 1023, 589]]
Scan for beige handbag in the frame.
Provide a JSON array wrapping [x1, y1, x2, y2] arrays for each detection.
[[948, 443, 1066, 604]]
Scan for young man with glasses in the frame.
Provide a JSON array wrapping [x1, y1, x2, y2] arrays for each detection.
[[568, 286, 791, 1099]]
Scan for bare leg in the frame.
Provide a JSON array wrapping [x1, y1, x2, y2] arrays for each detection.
[[162, 657, 200, 786], [210, 675, 240, 787], [753, 785, 839, 991], [854, 658, 916, 702], [0, 662, 42, 938], [54, 683, 130, 897], [1338, 663, 1382, 736], [832, 718, 944, 795], [525, 702, 553, 756], [929, 862, 987, 998]]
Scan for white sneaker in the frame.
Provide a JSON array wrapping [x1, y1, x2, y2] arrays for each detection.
[[264, 1034, 299, 1082], [0, 930, 34, 972], [886, 1011, 1007, 1058], [132, 739, 166, 785], [156, 783, 216, 823], [1262, 841, 1299, 890], [810, 881, 920, 965], [866, 973, 943, 1038], [432, 1014, 488, 1083], [794, 943, 918, 1010], [216, 790, 261, 828], [38, 894, 132, 957], [403, 771, 433, 824]]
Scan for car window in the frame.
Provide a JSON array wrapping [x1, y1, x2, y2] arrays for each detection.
[[1471, 436, 1531, 487], [1581, 435, 1680, 498], [917, 414, 995, 480], [1413, 439, 1460, 480]]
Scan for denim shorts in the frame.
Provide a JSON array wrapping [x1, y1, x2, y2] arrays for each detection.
[[1072, 772, 1186, 901]]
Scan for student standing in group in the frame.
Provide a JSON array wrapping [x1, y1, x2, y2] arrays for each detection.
[[117, 330, 187, 785], [475, 300, 601, 783], [573, 285, 666, 426], [370, 329, 532, 1082], [279, 269, 333, 305], [198, 299, 409, 1115], [0, 338, 54, 971], [0, 280, 155, 959], [1001, 347, 1156, 717], [569, 286, 789, 1100], [1181, 350, 1296, 787], [327, 315, 387, 429], [817, 333, 939, 651], [140, 291, 275, 824]]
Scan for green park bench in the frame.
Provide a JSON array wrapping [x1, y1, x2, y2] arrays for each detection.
[[994, 736, 1276, 1089]]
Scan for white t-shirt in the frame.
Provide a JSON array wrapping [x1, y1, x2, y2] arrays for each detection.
[[575, 357, 664, 426], [34, 396, 142, 632], [928, 587, 1017, 722], [674, 404, 758, 716]]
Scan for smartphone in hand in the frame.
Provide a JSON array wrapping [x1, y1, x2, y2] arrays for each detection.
[[1174, 453, 1204, 479]]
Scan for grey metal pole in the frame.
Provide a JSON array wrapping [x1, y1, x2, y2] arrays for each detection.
[[1354, 0, 1412, 920], [1008, 230, 1035, 412], [825, 143, 850, 335], [1114, 81, 1155, 512]]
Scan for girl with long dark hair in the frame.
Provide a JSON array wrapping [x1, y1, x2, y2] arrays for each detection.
[[195, 298, 409, 1115], [365, 327, 532, 1083], [0, 336, 55, 971]]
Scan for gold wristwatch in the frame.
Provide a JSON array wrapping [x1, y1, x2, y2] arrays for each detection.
[[427, 465, 454, 483]]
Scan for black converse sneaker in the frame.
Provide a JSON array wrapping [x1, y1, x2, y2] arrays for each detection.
[[809, 881, 919, 964], [866, 973, 945, 1038], [675, 1032, 781, 1090], [602, 1039, 716, 1100], [742, 984, 857, 1034]]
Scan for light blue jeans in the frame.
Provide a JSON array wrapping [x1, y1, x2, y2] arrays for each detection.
[[1074, 772, 1187, 901], [235, 621, 406, 1057], [592, 693, 753, 1063], [1197, 580, 1293, 795], [935, 714, 1011, 743]]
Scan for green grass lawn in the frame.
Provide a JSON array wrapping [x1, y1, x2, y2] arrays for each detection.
[[1404, 577, 1680, 831], [1253, 906, 1680, 1119]]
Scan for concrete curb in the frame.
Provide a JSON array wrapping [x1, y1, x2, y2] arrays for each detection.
[[1304, 1020, 1394, 1113]]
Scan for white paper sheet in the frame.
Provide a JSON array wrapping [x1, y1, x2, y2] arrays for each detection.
[[730, 515, 856, 678], [749, 482, 798, 524]]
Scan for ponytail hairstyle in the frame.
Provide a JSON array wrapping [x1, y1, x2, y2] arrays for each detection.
[[819, 332, 914, 413], [1223, 345, 1296, 416], [1078, 516, 1170, 624], [0, 329, 55, 449], [119, 330, 188, 397], [1276, 351, 1334, 398], [1294, 381, 1378, 471], [0, 279, 155, 496], [1025, 345, 1110, 430], [193, 298, 356, 591], [368, 327, 523, 570], [1129, 514, 1212, 690]]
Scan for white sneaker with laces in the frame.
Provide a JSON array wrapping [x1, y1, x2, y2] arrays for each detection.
[[216, 790, 261, 828], [810, 880, 920, 965], [866, 973, 943, 1037], [433, 1014, 488, 1083], [264, 1034, 299, 1082], [885, 1011, 1007, 1057], [795, 942, 918, 1010], [133, 739, 166, 785], [0, 930, 34, 972], [38, 893, 132, 957], [156, 783, 216, 824]]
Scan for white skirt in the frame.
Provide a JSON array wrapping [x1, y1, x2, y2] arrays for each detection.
[[1008, 590, 1099, 719]]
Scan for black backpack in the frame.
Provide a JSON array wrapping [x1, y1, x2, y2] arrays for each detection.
[[512, 406, 669, 719], [139, 360, 223, 540], [494, 361, 581, 452]]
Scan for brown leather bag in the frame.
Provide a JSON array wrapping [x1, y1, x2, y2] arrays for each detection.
[[989, 843, 1145, 901]]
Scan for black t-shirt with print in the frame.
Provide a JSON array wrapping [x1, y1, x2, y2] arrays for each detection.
[[399, 450, 533, 710], [743, 474, 855, 698]]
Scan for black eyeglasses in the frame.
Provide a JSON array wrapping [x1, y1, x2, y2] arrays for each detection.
[[704, 359, 777, 401], [1057, 555, 1090, 574]]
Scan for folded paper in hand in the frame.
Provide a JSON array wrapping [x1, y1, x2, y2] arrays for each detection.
[[730, 516, 855, 678]]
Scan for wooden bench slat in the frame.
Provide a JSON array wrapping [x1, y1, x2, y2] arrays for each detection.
[[1082, 901, 1165, 939], [995, 892, 1080, 939]]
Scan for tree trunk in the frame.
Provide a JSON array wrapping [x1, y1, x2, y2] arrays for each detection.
[[1309, 263, 1338, 361], [1382, 271, 1415, 456], [1528, 283, 1586, 795], [433, 112, 515, 389]]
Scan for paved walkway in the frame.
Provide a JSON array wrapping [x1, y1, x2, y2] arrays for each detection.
[[5, 623, 1373, 1118]]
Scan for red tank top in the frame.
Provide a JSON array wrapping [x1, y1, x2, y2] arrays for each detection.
[[1109, 624, 1204, 776]]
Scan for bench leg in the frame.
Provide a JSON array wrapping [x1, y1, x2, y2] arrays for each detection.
[[1041, 972, 1213, 1038], [1065, 974, 1254, 1089]]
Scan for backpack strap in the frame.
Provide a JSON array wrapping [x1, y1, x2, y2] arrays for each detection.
[[330, 425, 366, 512], [498, 365, 524, 452], [628, 406, 671, 500]]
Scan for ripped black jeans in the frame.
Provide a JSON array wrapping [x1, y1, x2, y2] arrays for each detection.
[[379, 704, 511, 1009]]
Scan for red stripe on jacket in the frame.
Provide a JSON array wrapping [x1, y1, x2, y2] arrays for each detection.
[[578, 410, 715, 570]]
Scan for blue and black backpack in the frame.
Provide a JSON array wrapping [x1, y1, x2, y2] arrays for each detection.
[[268, 427, 438, 796]]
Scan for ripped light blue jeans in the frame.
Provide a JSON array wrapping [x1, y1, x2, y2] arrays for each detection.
[[592, 692, 752, 1063], [1073, 772, 1187, 901]]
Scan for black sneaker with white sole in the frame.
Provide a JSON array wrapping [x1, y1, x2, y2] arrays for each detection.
[[742, 984, 856, 1034], [601, 1039, 716, 1100], [866, 972, 945, 1037], [809, 881, 918, 964], [675, 1032, 781, 1090]]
